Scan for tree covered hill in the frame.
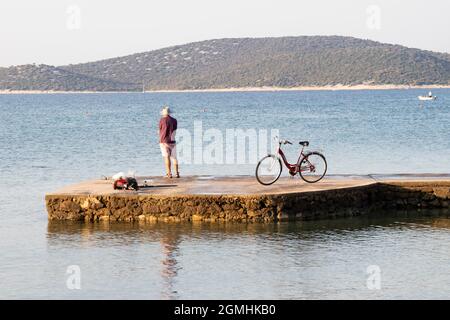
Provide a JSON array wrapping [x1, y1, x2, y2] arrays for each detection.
[[0, 64, 139, 91], [1, 36, 450, 91]]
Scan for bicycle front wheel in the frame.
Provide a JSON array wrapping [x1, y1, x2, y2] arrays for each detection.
[[255, 155, 282, 185], [299, 152, 327, 183]]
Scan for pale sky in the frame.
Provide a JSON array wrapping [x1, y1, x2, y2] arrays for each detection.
[[0, 0, 449, 67]]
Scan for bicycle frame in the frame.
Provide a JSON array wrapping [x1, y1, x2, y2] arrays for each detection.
[[275, 143, 313, 175]]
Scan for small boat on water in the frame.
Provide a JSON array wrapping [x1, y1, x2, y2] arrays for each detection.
[[418, 91, 437, 101]]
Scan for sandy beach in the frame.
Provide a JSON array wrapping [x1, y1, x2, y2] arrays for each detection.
[[1, 84, 450, 94], [146, 84, 450, 93]]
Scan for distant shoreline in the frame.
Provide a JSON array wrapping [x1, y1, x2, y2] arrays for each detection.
[[1, 84, 450, 94], [146, 84, 450, 93]]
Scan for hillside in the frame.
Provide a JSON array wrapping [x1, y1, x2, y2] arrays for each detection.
[[2, 36, 450, 91], [0, 64, 139, 91]]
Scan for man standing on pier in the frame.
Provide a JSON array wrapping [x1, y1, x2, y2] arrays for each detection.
[[159, 106, 179, 178]]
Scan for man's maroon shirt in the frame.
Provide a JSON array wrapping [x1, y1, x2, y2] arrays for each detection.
[[159, 116, 177, 143]]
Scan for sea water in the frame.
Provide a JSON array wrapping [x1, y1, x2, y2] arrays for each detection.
[[0, 89, 449, 299]]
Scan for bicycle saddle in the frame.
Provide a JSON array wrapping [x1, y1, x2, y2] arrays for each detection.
[[299, 141, 309, 146]]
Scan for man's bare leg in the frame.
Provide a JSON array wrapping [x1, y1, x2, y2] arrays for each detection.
[[164, 156, 172, 177], [173, 158, 179, 178]]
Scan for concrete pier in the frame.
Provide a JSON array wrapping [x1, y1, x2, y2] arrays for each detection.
[[45, 174, 450, 222]]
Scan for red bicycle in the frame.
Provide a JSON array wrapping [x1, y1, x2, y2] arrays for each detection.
[[256, 137, 327, 185]]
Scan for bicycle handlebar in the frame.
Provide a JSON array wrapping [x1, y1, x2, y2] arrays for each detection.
[[273, 136, 293, 145]]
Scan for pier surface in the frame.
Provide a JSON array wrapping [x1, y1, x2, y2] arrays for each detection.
[[46, 174, 450, 222]]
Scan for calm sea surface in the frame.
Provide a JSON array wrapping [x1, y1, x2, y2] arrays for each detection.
[[0, 89, 449, 299]]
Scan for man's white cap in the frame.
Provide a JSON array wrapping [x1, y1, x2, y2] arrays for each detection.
[[161, 106, 172, 116]]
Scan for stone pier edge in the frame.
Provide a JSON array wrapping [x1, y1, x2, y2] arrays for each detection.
[[45, 181, 450, 223]]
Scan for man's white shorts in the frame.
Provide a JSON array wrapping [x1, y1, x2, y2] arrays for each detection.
[[160, 143, 177, 160]]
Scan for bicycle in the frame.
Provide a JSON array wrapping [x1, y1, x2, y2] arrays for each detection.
[[255, 137, 327, 185]]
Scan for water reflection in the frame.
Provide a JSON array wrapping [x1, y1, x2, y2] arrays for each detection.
[[46, 210, 450, 245], [46, 210, 450, 299], [160, 232, 180, 299]]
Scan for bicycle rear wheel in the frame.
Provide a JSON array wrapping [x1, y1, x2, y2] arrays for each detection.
[[299, 152, 327, 183], [256, 155, 282, 185]]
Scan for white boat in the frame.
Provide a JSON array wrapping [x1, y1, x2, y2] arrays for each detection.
[[418, 96, 436, 101], [418, 91, 437, 101]]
